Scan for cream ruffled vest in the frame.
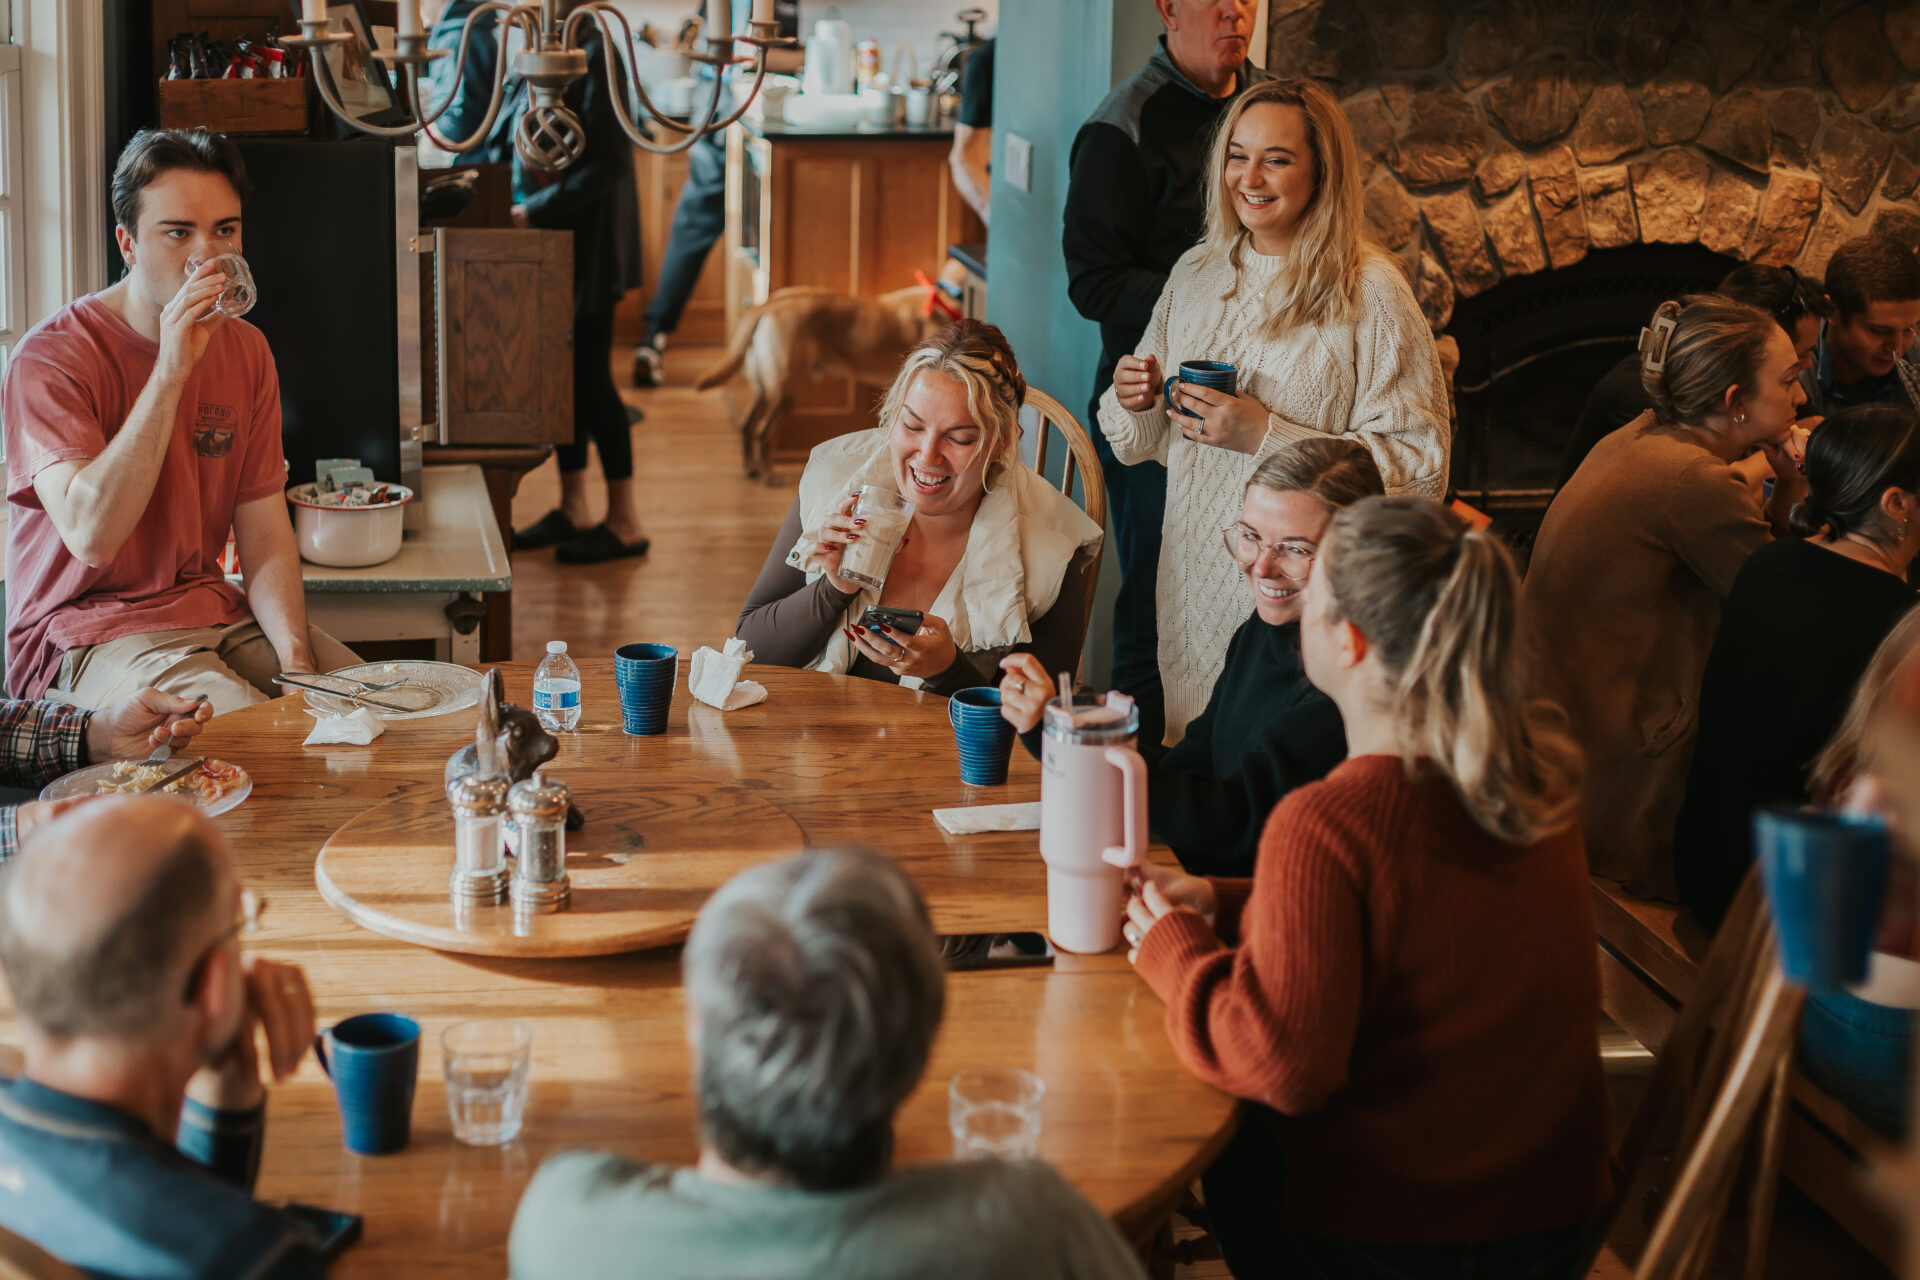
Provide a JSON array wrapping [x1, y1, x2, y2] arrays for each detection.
[[785, 430, 1104, 690]]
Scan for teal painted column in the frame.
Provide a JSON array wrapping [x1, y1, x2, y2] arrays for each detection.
[[986, 1, 1159, 686]]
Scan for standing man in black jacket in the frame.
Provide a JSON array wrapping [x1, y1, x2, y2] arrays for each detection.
[[1063, 0, 1264, 746]]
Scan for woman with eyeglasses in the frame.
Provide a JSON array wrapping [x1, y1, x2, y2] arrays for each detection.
[[999, 439, 1382, 876]]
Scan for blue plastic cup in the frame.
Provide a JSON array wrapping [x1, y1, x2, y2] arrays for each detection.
[[949, 687, 1017, 787], [315, 1012, 420, 1155], [1752, 806, 1890, 991], [1163, 359, 1238, 419], [615, 643, 678, 736]]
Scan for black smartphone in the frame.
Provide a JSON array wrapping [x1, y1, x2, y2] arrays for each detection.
[[940, 932, 1056, 971], [857, 605, 924, 635], [282, 1203, 363, 1261]]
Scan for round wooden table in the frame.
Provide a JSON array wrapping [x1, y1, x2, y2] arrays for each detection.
[[37, 662, 1239, 1276]]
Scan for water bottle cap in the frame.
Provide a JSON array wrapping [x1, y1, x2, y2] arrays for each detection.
[[547, 640, 567, 654]]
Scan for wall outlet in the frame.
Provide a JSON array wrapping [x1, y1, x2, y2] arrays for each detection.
[[1004, 133, 1033, 193]]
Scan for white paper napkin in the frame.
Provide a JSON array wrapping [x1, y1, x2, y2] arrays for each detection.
[[933, 802, 1042, 835], [302, 706, 386, 746], [689, 638, 768, 711]]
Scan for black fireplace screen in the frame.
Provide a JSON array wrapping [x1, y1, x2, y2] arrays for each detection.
[[1447, 244, 1743, 517]]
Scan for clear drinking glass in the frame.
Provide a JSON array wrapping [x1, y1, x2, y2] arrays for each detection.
[[442, 1020, 532, 1145], [836, 485, 915, 590], [183, 250, 258, 320], [949, 1067, 1044, 1158]]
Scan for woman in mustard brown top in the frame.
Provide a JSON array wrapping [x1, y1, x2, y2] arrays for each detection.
[[1525, 295, 1810, 899]]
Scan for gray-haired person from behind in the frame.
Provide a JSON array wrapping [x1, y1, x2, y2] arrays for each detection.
[[507, 849, 1145, 1280]]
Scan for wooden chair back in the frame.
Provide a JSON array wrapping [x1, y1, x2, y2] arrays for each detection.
[[1022, 389, 1108, 650], [1589, 871, 1808, 1280], [0, 1228, 90, 1280]]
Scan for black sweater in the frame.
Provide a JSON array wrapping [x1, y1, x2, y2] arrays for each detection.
[[1019, 613, 1346, 876], [1674, 538, 1917, 929]]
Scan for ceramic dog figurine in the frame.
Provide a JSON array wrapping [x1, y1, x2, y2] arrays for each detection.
[[445, 668, 584, 830]]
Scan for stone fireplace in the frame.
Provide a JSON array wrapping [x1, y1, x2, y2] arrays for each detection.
[[1267, 0, 1920, 506]]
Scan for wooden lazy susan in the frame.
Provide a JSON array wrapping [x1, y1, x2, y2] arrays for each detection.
[[315, 770, 806, 957]]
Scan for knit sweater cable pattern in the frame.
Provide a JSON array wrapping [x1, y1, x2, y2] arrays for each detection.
[[1097, 246, 1451, 742]]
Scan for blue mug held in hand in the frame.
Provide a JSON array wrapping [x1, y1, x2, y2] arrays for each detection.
[[1163, 360, 1238, 420]]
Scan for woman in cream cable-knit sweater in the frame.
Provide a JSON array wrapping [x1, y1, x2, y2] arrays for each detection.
[[1100, 78, 1449, 742]]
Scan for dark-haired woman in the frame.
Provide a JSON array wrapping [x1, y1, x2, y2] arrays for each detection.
[[1526, 296, 1810, 900], [1123, 495, 1609, 1277], [1675, 404, 1920, 929]]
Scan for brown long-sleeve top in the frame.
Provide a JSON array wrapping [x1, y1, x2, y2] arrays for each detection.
[[737, 500, 1090, 696], [1134, 755, 1611, 1245], [1523, 413, 1773, 899]]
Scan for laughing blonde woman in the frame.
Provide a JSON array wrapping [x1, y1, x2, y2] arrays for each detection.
[[1100, 77, 1449, 744]]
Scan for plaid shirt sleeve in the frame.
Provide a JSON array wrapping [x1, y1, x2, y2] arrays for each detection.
[[0, 700, 92, 864]]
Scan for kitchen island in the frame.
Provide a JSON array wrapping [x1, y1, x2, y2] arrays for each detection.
[[722, 111, 984, 466]]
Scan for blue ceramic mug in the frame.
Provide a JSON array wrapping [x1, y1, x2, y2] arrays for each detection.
[[615, 643, 678, 736], [949, 687, 1017, 787], [1163, 360, 1238, 419], [315, 1012, 420, 1155], [1752, 806, 1889, 991]]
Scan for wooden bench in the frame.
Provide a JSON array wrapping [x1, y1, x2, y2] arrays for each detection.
[[1592, 876, 1910, 1268]]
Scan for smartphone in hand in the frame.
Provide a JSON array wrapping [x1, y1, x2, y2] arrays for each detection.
[[857, 606, 925, 635]]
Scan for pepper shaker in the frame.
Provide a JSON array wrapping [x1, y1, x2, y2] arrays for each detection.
[[509, 770, 572, 914], [448, 772, 510, 906]]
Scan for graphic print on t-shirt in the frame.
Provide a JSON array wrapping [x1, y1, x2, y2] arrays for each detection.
[[192, 402, 237, 458]]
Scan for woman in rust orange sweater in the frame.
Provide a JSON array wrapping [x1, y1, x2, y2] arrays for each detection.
[[1124, 495, 1610, 1278]]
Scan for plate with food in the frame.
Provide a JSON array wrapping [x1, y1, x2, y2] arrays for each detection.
[[297, 661, 484, 721], [41, 758, 253, 818]]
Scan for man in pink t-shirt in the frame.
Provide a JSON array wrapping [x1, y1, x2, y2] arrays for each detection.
[[3, 128, 354, 712]]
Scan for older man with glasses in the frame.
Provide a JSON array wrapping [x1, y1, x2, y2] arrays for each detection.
[[0, 797, 322, 1278], [507, 848, 1142, 1280]]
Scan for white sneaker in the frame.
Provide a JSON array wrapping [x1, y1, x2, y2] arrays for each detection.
[[631, 341, 664, 388]]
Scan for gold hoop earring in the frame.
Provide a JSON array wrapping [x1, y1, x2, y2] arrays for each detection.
[[1733, 413, 1747, 424]]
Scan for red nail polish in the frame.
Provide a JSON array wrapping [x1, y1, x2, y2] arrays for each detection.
[[877, 623, 892, 634], [853, 518, 867, 526], [853, 624, 867, 634]]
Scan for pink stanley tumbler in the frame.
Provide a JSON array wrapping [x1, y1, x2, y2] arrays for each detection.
[[1039, 692, 1148, 953]]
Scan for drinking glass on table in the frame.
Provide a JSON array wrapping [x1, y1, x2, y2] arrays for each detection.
[[443, 1020, 533, 1145], [836, 486, 915, 590], [949, 1067, 1043, 1158]]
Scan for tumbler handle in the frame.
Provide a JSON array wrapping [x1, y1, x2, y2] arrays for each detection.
[[1099, 747, 1147, 870]]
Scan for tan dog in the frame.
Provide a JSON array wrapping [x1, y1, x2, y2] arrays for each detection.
[[697, 285, 944, 479]]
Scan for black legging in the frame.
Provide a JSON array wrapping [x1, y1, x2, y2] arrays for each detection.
[[556, 307, 632, 482]]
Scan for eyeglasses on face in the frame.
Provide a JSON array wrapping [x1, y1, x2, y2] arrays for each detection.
[[183, 887, 266, 1003], [1222, 523, 1316, 579]]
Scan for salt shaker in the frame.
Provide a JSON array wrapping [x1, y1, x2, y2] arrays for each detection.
[[509, 771, 572, 914], [448, 773, 510, 906]]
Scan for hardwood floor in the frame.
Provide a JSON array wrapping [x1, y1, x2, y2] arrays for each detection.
[[508, 346, 794, 662]]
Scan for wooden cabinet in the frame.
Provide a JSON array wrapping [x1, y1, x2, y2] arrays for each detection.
[[432, 229, 574, 446], [724, 128, 983, 462], [615, 146, 730, 348]]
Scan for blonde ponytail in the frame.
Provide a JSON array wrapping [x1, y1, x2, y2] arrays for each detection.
[[1320, 496, 1583, 845]]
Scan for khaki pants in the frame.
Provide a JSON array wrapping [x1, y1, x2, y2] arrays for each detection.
[[50, 620, 360, 716]]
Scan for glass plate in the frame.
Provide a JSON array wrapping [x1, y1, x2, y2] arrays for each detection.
[[40, 759, 252, 818], [301, 661, 485, 721]]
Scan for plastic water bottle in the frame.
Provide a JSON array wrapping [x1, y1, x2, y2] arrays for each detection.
[[532, 640, 582, 732]]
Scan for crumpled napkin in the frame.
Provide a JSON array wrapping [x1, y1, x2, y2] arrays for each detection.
[[688, 638, 768, 711], [302, 706, 386, 746], [933, 802, 1042, 835]]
